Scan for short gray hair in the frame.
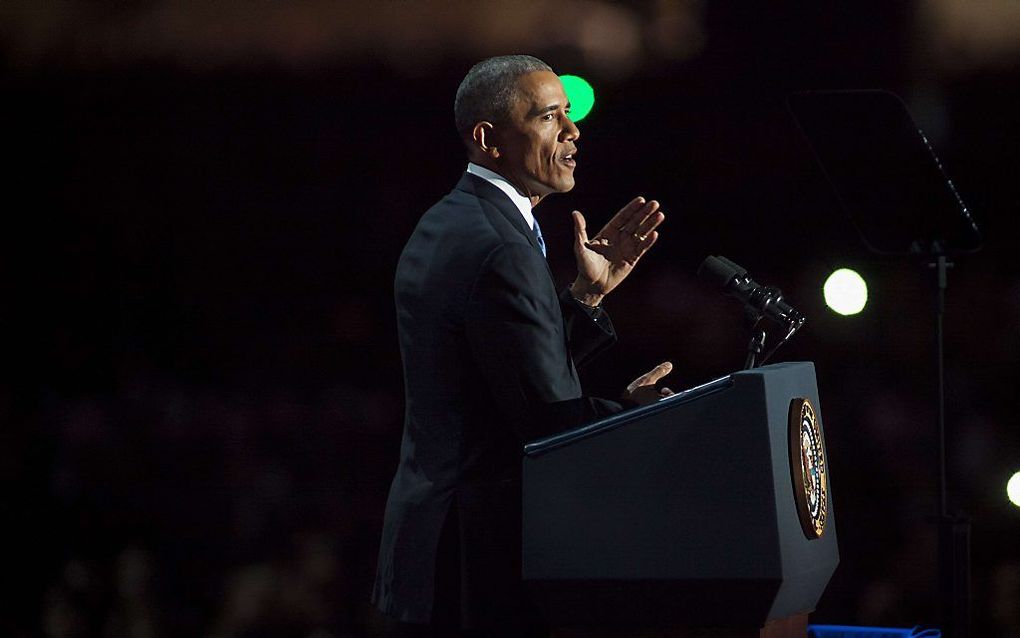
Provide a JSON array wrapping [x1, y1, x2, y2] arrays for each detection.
[[454, 55, 553, 136]]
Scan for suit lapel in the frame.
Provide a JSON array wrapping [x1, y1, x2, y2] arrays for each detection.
[[455, 173, 545, 256]]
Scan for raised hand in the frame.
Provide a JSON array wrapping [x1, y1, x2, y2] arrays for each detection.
[[569, 197, 665, 306]]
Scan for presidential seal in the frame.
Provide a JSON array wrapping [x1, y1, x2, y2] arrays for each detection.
[[789, 398, 829, 539]]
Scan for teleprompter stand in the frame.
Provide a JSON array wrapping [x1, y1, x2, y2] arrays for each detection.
[[523, 362, 839, 637], [788, 90, 983, 638]]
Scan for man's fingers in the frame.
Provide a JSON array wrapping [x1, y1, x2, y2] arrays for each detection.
[[602, 196, 646, 234], [626, 361, 673, 396], [636, 231, 659, 254], [625, 374, 648, 395], [625, 232, 659, 265], [645, 361, 673, 384], [634, 209, 665, 238], [572, 210, 588, 246], [620, 200, 660, 235], [593, 197, 664, 242]]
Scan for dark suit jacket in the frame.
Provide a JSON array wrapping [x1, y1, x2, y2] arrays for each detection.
[[372, 172, 624, 629]]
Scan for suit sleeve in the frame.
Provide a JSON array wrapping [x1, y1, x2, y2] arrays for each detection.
[[558, 287, 617, 369], [465, 243, 623, 442]]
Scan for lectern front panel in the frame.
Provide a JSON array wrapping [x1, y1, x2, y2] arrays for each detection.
[[522, 362, 839, 629]]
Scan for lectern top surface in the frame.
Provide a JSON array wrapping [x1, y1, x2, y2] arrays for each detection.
[[522, 374, 733, 456], [523, 362, 817, 457]]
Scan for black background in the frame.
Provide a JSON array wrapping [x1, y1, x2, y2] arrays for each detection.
[[4, 2, 1019, 636]]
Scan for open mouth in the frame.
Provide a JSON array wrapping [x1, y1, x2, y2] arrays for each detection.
[[561, 151, 577, 168]]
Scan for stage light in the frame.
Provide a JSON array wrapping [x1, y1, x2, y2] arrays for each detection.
[[823, 268, 868, 316], [1008, 471, 1020, 507], [558, 75, 594, 122]]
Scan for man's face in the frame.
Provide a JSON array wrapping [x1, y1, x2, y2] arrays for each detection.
[[494, 71, 580, 199]]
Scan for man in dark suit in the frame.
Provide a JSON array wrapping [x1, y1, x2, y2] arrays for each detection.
[[373, 55, 672, 637]]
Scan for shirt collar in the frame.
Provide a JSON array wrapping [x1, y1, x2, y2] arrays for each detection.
[[466, 163, 536, 230]]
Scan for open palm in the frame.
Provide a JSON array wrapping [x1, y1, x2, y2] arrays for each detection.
[[570, 197, 665, 303]]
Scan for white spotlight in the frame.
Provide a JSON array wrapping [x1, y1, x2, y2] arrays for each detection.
[[823, 268, 868, 316], [1008, 471, 1020, 508]]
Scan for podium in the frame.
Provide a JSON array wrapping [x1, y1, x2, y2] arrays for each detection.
[[522, 362, 839, 636]]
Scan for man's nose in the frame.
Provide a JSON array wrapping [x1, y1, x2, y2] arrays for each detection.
[[561, 115, 580, 141]]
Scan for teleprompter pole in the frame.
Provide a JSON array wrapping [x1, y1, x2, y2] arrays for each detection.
[[930, 253, 971, 638]]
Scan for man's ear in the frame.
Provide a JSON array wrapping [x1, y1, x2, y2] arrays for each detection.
[[471, 121, 500, 159]]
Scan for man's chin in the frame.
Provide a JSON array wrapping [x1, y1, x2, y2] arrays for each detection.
[[553, 176, 576, 193], [531, 176, 575, 199]]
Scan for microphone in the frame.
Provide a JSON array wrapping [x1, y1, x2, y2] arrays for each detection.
[[697, 255, 806, 337]]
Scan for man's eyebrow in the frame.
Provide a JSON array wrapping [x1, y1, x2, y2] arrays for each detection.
[[529, 101, 571, 117]]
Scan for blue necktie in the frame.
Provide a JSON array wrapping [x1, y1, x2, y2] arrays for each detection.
[[532, 218, 547, 258]]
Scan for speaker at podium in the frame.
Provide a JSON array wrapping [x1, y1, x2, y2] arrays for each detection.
[[522, 361, 839, 637]]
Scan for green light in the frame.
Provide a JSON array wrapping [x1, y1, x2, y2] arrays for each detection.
[[1008, 471, 1020, 507], [558, 74, 595, 122], [823, 268, 868, 316]]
